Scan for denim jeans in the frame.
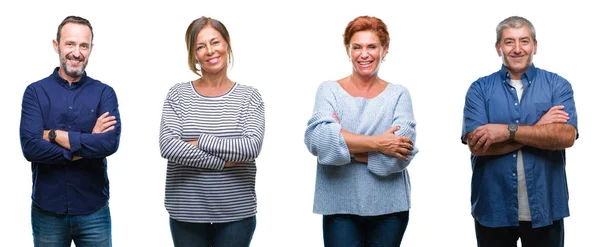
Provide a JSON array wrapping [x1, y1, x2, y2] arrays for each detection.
[[170, 216, 256, 247], [475, 219, 564, 247], [323, 211, 409, 247], [31, 203, 112, 247]]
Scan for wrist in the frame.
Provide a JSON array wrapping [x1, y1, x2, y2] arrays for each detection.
[[508, 124, 518, 140], [48, 129, 57, 143]]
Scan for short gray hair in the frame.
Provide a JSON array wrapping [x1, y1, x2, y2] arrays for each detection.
[[496, 16, 536, 45]]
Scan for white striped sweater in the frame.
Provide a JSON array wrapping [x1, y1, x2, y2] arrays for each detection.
[[159, 81, 265, 223]]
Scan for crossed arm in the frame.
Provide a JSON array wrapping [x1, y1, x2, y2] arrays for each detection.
[[159, 88, 265, 169], [467, 106, 577, 156], [20, 86, 120, 164]]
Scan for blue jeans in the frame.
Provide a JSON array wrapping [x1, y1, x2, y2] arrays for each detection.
[[475, 219, 564, 247], [323, 211, 409, 247], [31, 203, 112, 247], [170, 216, 256, 247]]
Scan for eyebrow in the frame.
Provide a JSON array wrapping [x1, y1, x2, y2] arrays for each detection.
[[197, 37, 219, 46]]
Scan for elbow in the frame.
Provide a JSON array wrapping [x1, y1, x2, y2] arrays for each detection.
[[159, 143, 170, 159], [23, 150, 38, 162]]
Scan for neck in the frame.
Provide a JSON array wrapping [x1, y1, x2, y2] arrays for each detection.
[[349, 73, 380, 90], [198, 70, 231, 88]]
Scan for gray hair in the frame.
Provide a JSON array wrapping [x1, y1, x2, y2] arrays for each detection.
[[496, 16, 536, 45]]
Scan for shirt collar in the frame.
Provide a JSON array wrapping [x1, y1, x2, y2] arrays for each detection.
[[500, 63, 537, 85], [51, 67, 88, 86]]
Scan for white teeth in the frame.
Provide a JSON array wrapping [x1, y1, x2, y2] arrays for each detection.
[[359, 61, 371, 65]]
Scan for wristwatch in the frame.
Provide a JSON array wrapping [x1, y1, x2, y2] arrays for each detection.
[[508, 124, 518, 140], [49, 129, 57, 143]]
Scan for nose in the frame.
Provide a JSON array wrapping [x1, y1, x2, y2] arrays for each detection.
[[206, 45, 214, 55], [72, 46, 82, 58], [360, 48, 369, 59], [513, 42, 522, 54]]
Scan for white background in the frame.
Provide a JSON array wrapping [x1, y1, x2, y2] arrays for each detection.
[[1, 0, 598, 246]]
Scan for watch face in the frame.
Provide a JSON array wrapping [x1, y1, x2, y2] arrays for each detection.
[[509, 124, 518, 131]]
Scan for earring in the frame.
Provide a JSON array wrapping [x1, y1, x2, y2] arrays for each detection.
[[382, 57, 386, 62]]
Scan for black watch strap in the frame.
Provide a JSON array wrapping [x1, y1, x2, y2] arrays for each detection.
[[49, 129, 57, 143]]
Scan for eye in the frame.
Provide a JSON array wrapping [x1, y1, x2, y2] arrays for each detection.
[[66, 43, 74, 47], [81, 44, 89, 49], [521, 39, 530, 44], [352, 46, 360, 50], [368, 45, 377, 49], [505, 40, 514, 45], [212, 41, 220, 45], [197, 45, 205, 50]]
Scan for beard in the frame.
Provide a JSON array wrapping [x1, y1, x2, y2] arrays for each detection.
[[59, 50, 88, 79]]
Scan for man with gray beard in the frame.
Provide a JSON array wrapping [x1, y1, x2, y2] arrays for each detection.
[[19, 16, 121, 247]]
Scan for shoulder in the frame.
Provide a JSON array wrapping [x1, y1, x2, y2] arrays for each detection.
[[163, 81, 193, 102], [234, 83, 260, 95], [465, 70, 504, 97], [318, 80, 338, 90], [385, 82, 411, 95], [85, 75, 118, 94], [534, 67, 570, 86], [168, 81, 193, 94], [234, 83, 264, 104]]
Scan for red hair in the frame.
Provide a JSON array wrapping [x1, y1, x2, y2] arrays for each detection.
[[343, 16, 390, 48]]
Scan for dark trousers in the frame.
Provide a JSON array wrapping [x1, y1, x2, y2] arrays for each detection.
[[323, 211, 409, 247], [170, 216, 256, 247], [475, 219, 564, 247]]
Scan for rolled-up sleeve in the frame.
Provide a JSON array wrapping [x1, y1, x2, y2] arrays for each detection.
[[367, 88, 418, 176], [304, 83, 351, 166], [462, 80, 488, 144]]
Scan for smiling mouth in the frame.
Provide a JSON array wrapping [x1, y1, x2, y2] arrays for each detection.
[[207, 57, 220, 64], [358, 61, 373, 66]]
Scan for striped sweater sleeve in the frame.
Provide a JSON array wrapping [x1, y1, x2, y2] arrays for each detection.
[[159, 86, 226, 170], [304, 82, 351, 166], [196, 88, 265, 162], [367, 87, 418, 176]]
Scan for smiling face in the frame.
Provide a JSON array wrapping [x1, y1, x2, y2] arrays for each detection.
[[496, 26, 537, 79], [53, 23, 93, 82], [195, 26, 229, 75], [347, 30, 388, 78]]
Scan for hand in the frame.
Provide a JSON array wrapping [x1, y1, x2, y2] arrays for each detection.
[[92, 112, 117, 134], [187, 140, 198, 147], [536, 105, 569, 125], [375, 126, 413, 161], [469, 124, 510, 152], [333, 112, 339, 123], [225, 161, 246, 167], [72, 155, 83, 161]]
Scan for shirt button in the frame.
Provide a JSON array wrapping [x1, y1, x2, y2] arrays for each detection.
[[512, 173, 516, 176], [510, 88, 514, 90], [68, 125, 72, 129], [69, 106, 73, 110], [514, 102, 518, 106], [516, 120, 519, 123], [513, 154, 516, 158]]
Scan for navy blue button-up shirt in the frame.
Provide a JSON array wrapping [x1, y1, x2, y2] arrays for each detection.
[[461, 64, 578, 228], [20, 68, 121, 215]]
